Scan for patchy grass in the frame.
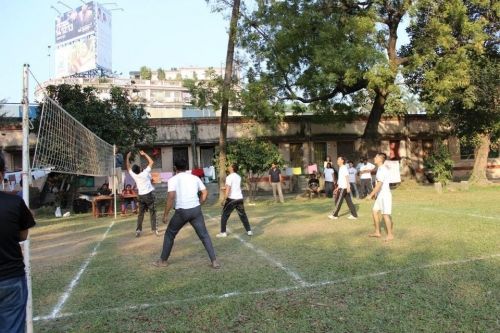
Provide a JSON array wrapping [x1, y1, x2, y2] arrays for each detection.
[[31, 185, 500, 332]]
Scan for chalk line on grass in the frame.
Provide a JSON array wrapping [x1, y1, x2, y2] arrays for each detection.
[[44, 220, 116, 320], [421, 207, 500, 221], [205, 213, 307, 286], [33, 252, 500, 322]]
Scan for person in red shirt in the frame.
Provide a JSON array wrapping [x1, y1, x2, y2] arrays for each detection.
[[121, 184, 137, 214]]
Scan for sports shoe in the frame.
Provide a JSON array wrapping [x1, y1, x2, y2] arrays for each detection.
[[328, 215, 338, 220], [247, 230, 253, 236], [216, 232, 227, 238], [152, 230, 160, 237], [347, 215, 358, 220], [135, 230, 141, 237]]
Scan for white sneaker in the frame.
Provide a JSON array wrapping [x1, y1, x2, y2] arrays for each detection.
[[347, 215, 358, 220], [216, 232, 227, 238], [328, 215, 338, 220], [247, 230, 253, 236], [135, 230, 141, 237]]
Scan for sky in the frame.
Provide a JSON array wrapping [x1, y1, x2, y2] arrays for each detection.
[[0, 0, 230, 103], [0, 0, 409, 104]]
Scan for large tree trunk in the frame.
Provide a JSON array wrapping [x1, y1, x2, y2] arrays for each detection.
[[218, 0, 241, 203], [361, 89, 387, 157], [469, 133, 491, 184]]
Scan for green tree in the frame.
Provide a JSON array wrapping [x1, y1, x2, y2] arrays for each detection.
[[35, 84, 156, 151], [157, 67, 166, 81], [216, 138, 284, 201], [140, 66, 152, 80], [403, 0, 499, 183], [239, 0, 412, 152]]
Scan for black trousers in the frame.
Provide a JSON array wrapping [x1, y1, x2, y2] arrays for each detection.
[[136, 191, 157, 231], [359, 179, 373, 198], [220, 198, 251, 233], [160, 206, 216, 262], [332, 188, 358, 217]]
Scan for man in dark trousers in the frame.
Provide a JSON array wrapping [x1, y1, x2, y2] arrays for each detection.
[[216, 163, 252, 238], [126, 150, 158, 237], [269, 162, 284, 203], [0, 153, 36, 333], [328, 156, 358, 220], [154, 159, 220, 269]]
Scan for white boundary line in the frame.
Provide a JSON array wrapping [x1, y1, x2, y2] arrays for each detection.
[[33, 252, 500, 322], [42, 220, 116, 320], [205, 213, 307, 286]]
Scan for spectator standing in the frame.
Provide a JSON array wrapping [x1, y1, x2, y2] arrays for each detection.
[[347, 161, 359, 199], [358, 157, 375, 198], [269, 163, 284, 203], [323, 162, 335, 198]]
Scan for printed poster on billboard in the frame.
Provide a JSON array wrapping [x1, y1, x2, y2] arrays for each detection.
[[55, 1, 95, 44], [55, 36, 97, 77]]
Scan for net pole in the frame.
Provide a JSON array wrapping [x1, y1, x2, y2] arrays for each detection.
[[113, 145, 117, 219], [22, 64, 34, 333]]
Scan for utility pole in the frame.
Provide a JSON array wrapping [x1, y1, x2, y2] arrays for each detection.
[[22, 63, 34, 333]]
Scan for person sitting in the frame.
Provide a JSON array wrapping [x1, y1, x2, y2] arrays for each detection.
[[306, 173, 320, 199], [97, 183, 112, 217], [121, 184, 137, 215]]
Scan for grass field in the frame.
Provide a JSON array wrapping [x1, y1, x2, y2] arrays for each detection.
[[30, 184, 500, 332]]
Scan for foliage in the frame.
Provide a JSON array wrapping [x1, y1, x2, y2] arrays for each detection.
[[423, 141, 454, 184], [140, 66, 152, 80], [403, 0, 500, 143], [35, 84, 157, 152], [237, 0, 412, 129], [157, 68, 166, 81], [183, 68, 240, 111], [215, 138, 284, 200]]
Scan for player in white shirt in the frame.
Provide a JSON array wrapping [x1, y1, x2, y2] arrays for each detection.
[[126, 150, 158, 237], [153, 159, 220, 269], [216, 163, 252, 238], [367, 153, 394, 241], [328, 156, 358, 220], [358, 157, 375, 198]]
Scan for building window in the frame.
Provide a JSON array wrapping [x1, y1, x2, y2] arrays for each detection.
[[289, 143, 303, 168], [337, 141, 355, 159], [313, 142, 327, 167], [459, 143, 474, 160], [200, 146, 215, 168], [389, 140, 401, 160]]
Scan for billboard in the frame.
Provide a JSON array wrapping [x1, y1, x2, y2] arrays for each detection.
[[55, 2, 95, 44], [55, 35, 97, 78], [54, 1, 112, 78]]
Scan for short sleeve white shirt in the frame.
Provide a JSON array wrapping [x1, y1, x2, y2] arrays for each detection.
[[359, 162, 375, 179], [129, 166, 155, 195], [337, 165, 349, 189], [168, 172, 206, 209], [226, 173, 243, 200], [348, 167, 357, 183], [376, 165, 391, 194], [324, 168, 334, 182]]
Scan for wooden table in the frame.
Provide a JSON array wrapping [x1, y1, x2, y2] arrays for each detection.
[[92, 195, 114, 218], [120, 194, 138, 215]]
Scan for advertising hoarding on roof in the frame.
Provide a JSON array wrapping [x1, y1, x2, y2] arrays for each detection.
[[55, 1, 95, 44]]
